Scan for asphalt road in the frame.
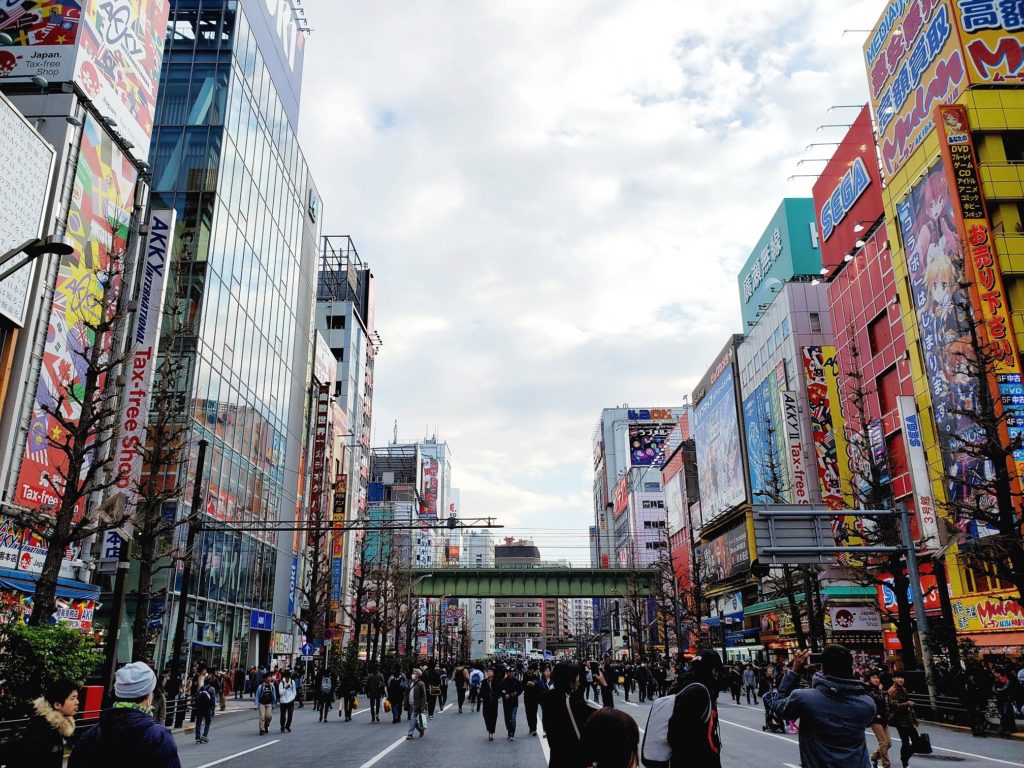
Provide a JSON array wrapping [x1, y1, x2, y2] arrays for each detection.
[[173, 691, 1024, 768]]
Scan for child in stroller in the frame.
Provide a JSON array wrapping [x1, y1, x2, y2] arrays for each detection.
[[763, 694, 786, 733]]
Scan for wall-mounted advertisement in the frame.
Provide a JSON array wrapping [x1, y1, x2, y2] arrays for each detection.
[[951, 3, 1024, 85], [0, 1, 81, 81], [241, 0, 306, 130], [420, 457, 438, 518], [897, 396, 942, 548], [779, 390, 811, 504], [0, 91, 56, 326], [701, 520, 750, 582], [951, 590, 1024, 633], [692, 347, 745, 522], [74, 0, 170, 158], [15, 114, 137, 517], [628, 422, 674, 466], [864, 0, 968, 180], [613, 474, 628, 518], [897, 158, 998, 539], [742, 373, 788, 504], [828, 606, 882, 633], [802, 346, 847, 510]]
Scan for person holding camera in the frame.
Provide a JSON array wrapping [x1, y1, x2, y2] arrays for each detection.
[[764, 645, 875, 768]]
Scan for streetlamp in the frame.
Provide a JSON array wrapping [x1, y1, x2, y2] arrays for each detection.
[[0, 236, 74, 281]]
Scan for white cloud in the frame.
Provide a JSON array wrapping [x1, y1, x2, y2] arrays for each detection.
[[298, 0, 887, 562]]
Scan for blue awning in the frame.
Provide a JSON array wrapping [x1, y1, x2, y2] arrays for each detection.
[[0, 567, 100, 601], [192, 639, 221, 648]]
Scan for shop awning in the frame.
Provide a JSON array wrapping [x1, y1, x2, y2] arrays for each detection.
[[0, 567, 100, 601], [191, 639, 222, 648], [966, 631, 1024, 648]]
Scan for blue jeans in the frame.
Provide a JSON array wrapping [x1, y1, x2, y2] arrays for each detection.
[[503, 700, 518, 737], [408, 711, 424, 736], [196, 712, 211, 740]]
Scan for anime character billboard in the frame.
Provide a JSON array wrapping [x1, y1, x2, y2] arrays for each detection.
[[693, 363, 745, 522], [897, 160, 997, 538]]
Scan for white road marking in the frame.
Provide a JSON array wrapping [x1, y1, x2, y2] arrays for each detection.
[[886, 735, 1024, 767], [783, 763, 800, 768], [538, 724, 551, 764], [719, 717, 798, 745], [194, 740, 279, 768], [358, 735, 408, 768]]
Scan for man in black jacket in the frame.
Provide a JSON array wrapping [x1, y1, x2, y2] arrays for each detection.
[[13, 679, 79, 768], [523, 665, 544, 736], [499, 666, 523, 740], [423, 662, 442, 719], [667, 649, 724, 768]]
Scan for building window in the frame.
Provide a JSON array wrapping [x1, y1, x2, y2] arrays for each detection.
[[877, 365, 900, 417], [327, 314, 345, 329], [782, 317, 791, 338], [809, 312, 822, 334], [867, 311, 891, 357], [330, 347, 344, 361], [1003, 130, 1024, 163]]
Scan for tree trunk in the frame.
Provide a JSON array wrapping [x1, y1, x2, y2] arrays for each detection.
[[782, 566, 807, 650], [890, 565, 920, 669]]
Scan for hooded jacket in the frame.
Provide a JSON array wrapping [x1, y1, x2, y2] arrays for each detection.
[[766, 671, 875, 768], [667, 671, 721, 768], [13, 697, 77, 768], [68, 704, 180, 768]]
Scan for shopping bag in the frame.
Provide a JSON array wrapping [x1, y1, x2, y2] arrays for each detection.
[[915, 732, 932, 754], [384, 699, 391, 712], [618, 676, 625, 684], [417, 712, 427, 731], [354, 697, 360, 709]]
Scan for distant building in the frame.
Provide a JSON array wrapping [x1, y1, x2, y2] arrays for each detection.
[[494, 538, 544, 653]]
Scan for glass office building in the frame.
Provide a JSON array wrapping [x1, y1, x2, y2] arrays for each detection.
[[146, 0, 319, 670]]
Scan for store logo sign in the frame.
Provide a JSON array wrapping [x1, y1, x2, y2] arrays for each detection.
[[820, 158, 870, 241]]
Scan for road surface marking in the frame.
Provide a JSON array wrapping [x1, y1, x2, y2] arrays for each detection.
[[358, 735, 408, 768], [352, 708, 369, 716], [719, 717, 798, 745], [887, 735, 1023, 767], [194, 740, 279, 768], [538, 725, 551, 765], [784, 763, 800, 768]]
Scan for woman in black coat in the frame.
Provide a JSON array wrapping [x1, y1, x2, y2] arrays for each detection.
[[542, 662, 611, 768], [479, 667, 501, 741]]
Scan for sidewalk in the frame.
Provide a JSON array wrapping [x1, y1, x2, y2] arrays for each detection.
[[919, 716, 1024, 742]]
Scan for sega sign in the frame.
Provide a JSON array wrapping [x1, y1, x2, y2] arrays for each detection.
[[820, 158, 871, 241]]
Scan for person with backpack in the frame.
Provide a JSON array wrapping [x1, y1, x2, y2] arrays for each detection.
[[453, 664, 469, 713], [253, 673, 277, 735], [469, 666, 484, 711], [638, 649, 723, 768], [765, 646, 876, 768], [315, 667, 335, 723], [193, 678, 217, 743], [277, 670, 297, 733], [365, 663, 386, 722], [406, 668, 427, 739]]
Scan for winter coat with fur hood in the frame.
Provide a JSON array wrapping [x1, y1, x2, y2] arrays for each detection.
[[13, 697, 77, 768]]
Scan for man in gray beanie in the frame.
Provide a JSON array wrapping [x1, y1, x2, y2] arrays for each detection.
[[69, 661, 180, 768]]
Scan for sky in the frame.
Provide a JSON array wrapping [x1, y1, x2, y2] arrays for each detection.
[[298, 1, 887, 563]]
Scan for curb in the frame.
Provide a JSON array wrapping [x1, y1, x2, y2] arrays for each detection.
[[173, 706, 254, 734], [918, 717, 1024, 742]]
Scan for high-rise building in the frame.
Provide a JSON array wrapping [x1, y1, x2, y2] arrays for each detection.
[[494, 538, 544, 653], [141, 0, 320, 669], [462, 530, 495, 658]]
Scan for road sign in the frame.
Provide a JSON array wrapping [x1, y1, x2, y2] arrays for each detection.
[[752, 504, 845, 565], [323, 629, 333, 641], [300, 642, 314, 656]]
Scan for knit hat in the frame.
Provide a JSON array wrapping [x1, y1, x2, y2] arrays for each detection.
[[115, 661, 156, 699]]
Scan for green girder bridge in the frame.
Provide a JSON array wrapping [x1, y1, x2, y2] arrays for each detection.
[[406, 567, 661, 598]]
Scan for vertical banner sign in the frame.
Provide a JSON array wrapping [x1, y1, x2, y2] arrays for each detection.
[[897, 396, 941, 549], [113, 208, 175, 507], [307, 384, 330, 636], [801, 346, 848, 509], [779, 390, 810, 504], [935, 104, 1024, 489]]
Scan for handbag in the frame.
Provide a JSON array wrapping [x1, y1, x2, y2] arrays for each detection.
[[429, 686, 441, 696], [914, 732, 932, 754]]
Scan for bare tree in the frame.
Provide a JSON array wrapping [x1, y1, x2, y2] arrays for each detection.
[[14, 221, 134, 626]]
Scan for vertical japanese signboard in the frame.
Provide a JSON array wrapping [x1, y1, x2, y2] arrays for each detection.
[[307, 384, 330, 635], [897, 395, 942, 548], [935, 103, 1024, 505]]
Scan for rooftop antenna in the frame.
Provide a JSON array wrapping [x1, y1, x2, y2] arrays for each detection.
[[393, 419, 398, 445]]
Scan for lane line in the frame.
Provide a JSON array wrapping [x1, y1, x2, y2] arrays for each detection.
[[783, 763, 800, 768], [538, 724, 551, 765], [194, 740, 279, 768], [358, 735, 408, 768], [719, 717, 799, 745]]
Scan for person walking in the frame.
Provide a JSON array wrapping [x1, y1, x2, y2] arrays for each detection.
[[387, 668, 408, 723], [406, 669, 427, 739], [193, 677, 217, 743], [665, 649, 724, 768], [480, 667, 501, 741], [315, 667, 335, 723], [253, 672, 277, 736], [499, 665, 523, 741], [765, 646, 876, 768], [13, 679, 79, 768], [743, 664, 758, 704], [728, 664, 743, 705], [623, 663, 634, 703], [247, 667, 258, 699], [337, 667, 357, 721], [293, 668, 304, 708], [69, 662, 180, 768], [423, 662, 441, 719], [636, 662, 652, 704], [541, 661, 611, 767], [366, 664, 386, 722], [866, 671, 891, 768], [889, 672, 921, 766], [453, 664, 469, 713], [277, 670, 297, 733], [523, 664, 544, 736], [233, 666, 245, 701], [438, 666, 450, 710]]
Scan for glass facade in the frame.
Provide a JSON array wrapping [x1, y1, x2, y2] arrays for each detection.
[[149, 0, 316, 670]]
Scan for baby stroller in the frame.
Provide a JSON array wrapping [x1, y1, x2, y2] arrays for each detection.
[[762, 694, 785, 733]]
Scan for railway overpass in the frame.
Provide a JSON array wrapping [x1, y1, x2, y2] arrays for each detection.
[[406, 567, 661, 598]]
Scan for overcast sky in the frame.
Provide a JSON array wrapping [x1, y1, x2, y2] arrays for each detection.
[[298, 1, 885, 563]]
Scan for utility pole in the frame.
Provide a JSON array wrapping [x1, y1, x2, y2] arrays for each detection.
[[166, 439, 207, 727]]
